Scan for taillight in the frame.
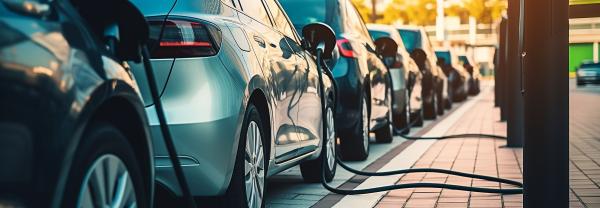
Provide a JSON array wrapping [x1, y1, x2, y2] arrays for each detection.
[[148, 18, 221, 58], [336, 39, 356, 58], [391, 54, 404, 68]]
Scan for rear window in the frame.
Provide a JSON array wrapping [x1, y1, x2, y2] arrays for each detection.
[[280, 0, 342, 34], [368, 30, 390, 41], [435, 51, 451, 65], [398, 29, 421, 53], [459, 56, 470, 65]]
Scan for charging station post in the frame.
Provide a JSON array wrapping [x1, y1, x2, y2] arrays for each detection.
[[522, 0, 569, 206], [505, 0, 524, 147], [496, 17, 508, 121]]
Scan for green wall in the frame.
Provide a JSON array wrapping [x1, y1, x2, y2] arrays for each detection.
[[569, 43, 594, 72]]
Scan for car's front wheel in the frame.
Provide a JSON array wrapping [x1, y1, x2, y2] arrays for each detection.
[[300, 102, 337, 182], [225, 104, 267, 208], [63, 122, 149, 208]]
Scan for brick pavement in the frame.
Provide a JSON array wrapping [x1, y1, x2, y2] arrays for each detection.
[[373, 84, 600, 208], [374, 92, 524, 208]]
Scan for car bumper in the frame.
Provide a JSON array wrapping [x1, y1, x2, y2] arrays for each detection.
[[332, 57, 363, 131], [577, 75, 600, 84], [145, 57, 246, 196]]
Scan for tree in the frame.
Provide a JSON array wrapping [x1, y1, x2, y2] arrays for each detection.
[[354, 0, 507, 26]]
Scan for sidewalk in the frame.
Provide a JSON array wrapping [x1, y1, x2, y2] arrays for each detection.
[[374, 91, 524, 208], [369, 83, 600, 208]]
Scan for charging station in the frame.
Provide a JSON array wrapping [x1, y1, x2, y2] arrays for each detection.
[[522, 0, 569, 207]]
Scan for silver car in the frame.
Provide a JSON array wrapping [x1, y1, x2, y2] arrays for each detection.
[[130, 0, 337, 207], [367, 24, 423, 135]]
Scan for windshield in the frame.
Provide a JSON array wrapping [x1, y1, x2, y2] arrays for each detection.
[[398, 29, 421, 53], [280, 0, 342, 34], [580, 63, 600, 70], [435, 51, 451, 65], [368, 30, 391, 41]]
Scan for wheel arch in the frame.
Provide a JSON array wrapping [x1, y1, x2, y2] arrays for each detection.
[[248, 89, 272, 161], [86, 95, 154, 201]]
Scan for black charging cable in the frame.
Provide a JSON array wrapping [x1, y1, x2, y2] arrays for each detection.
[[141, 46, 198, 207], [312, 48, 523, 196]]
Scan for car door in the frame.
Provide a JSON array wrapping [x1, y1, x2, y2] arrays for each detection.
[[238, 0, 302, 162], [264, 0, 322, 154], [345, 2, 389, 124]]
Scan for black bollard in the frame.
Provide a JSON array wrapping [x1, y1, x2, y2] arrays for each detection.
[[522, 0, 569, 207], [497, 17, 508, 121], [505, 0, 524, 147]]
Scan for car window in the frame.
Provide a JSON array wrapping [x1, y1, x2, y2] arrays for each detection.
[[435, 51, 451, 65], [280, 0, 343, 35], [368, 30, 390, 40], [345, 1, 373, 45], [581, 63, 600, 69], [264, 0, 298, 42], [459, 56, 469, 65], [240, 0, 272, 25], [398, 29, 421, 53]]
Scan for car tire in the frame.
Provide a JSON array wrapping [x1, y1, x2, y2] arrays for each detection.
[[436, 91, 445, 116], [300, 100, 337, 183], [340, 94, 370, 161], [410, 109, 424, 127], [395, 89, 411, 135], [224, 103, 267, 208], [423, 91, 438, 120], [375, 84, 394, 143], [63, 122, 149, 208], [445, 98, 452, 109]]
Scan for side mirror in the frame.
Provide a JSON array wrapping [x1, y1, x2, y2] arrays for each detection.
[[302, 23, 336, 59]]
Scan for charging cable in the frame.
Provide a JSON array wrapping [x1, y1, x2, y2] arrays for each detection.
[[141, 47, 198, 207], [312, 47, 523, 196]]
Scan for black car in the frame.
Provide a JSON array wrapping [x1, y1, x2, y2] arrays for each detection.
[[397, 26, 449, 118], [458, 54, 481, 95], [281, 0, 395, 160], [0, 1, 153, 207], [576, 62, 600, 86], [435, 49, 470, 102]]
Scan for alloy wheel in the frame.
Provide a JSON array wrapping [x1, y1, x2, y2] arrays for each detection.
[[326, 107, 336, 171], [362, 98, 369, 153], [77, 154, 137, 208], [405, 89, 411, 126], [244, 121, 265, 208]]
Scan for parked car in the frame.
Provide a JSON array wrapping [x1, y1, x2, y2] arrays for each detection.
[[458, 54, 481, 95], [576, 61, 600, 86], [281, 0, 396, 160], [131, 0, 338, 207], [367, 24, 423, 135], [397, 26, 449, 117], [435, 49, 470, 102], [0, 1, 154, 207]]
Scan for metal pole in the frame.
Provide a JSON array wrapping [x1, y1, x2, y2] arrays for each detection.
[[496, 17, 508, 121], [522, 0, 569, 207], [505, 0, 524, 147]]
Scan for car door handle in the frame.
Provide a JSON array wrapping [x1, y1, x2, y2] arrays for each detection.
[[269, 43, 277, 48], [253, 35, 266, 48]]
